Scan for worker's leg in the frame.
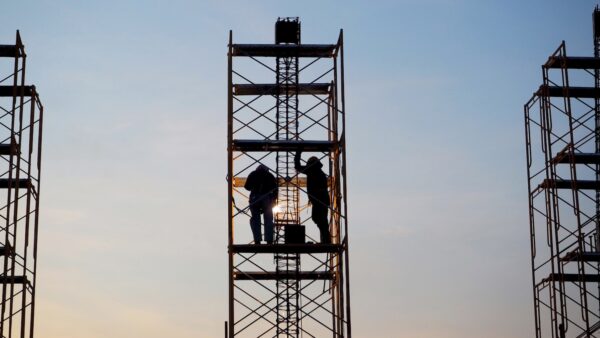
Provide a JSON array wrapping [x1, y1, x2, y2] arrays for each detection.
[[249, 196, 262, 244], [312, 204, 330, 244], [263, 199, 274, 244]]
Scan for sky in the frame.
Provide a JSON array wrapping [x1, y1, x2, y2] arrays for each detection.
[[0, 1, 598, 337]]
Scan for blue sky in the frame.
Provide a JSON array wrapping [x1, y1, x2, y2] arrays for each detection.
[[1, 1, 597, 337]]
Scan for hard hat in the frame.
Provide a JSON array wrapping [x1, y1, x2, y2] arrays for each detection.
[[307, 156, 323, 169]]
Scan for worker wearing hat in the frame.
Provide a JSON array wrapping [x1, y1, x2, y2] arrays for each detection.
[[294, 151, 331, 244]]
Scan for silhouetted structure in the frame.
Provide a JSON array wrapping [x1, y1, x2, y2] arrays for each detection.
[[226, 18, 352, 337], [0, 31, 44, 338], [525, 7, 600, 338]]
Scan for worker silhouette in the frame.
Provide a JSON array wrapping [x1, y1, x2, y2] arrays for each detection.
[[294, 152, 331, 244], [244, 164, 278, 244]]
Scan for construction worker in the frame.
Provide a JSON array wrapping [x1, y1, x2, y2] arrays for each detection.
[[244, 164, 278, 244], [294, 151, 331, 244]]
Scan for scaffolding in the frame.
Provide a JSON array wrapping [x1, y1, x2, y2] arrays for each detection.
[[525, 8, 600, 338], [274, 18, 302, 337], [226, 18, 352, 337], [0, 31, 44, 338]]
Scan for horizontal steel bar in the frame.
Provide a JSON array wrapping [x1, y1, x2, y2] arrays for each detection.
[[234, 271, 334, 281], [560, 251, 600, 262], [537, 85, 600, 98], [232, 176, 334, 189], [233, 83, 330, 96], [232, 139, 336, 152], [541, 179, 600, 190], [0, 245, 11, 256], [0, 142, 18, 156], [231, 44, 336, 58], [553, 152, 600, 164], [545, 56, 600, 69], [231, 244, 342, 254], [0, 85, 35, 97], [0, 179, 31, 189], [542, 273, 600, 283], [0, 45, 21, 58], [0, 276, 27, 284]]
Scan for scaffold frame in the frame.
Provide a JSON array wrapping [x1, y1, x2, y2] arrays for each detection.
[[525, 14, 600, 335], [0, 31, 44, 338], [226, 21, 352, 338]]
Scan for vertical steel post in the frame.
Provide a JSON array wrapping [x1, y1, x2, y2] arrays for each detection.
[[1, 32, 20, 336], [11, 40, 27, 338], [594, 6, 600, 251], [29, 99, 43, 338], [227, 30, 235, 338], [337, 29, 352, 338], [331, 38, 343, 338], [593, 7, 600, 320]]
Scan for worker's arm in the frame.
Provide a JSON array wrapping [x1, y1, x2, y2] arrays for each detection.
[[294, 151, 306, 173]]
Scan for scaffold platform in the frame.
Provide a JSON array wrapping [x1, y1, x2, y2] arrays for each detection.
[[230, 243, 343, 254], [232, 139, 337, 152], [233, 83, 330, 96], [231, 44, 337, 57]]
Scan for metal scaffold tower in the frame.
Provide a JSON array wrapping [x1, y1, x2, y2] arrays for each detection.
[[525, 8, 600, 338], [0, 32, 44, 338], [226, 18, 352, 337], [274, 19, 301, 336]]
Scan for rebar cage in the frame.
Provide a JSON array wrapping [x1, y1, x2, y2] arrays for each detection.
[[0, 31, 44, 338], [525, 40, 600, 338], [226, 22, 352, 338]]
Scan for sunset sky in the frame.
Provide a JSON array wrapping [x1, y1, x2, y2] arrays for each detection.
[[1, 1, 597, 337]]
